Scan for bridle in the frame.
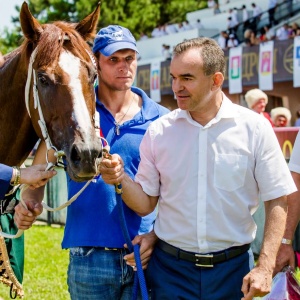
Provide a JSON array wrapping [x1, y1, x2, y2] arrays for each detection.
[[0, 40, 105, 239]]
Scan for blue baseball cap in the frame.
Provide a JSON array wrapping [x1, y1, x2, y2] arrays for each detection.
[[92, 25, 139, 56]]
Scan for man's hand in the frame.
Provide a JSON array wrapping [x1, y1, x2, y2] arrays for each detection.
[[274, 244, 295, 275], [100, 154, 124, 185], [124, 230, 158, 270], [14, 187, 44, 229], [19, 164, 57, 188], [241, 266, 272, 299]]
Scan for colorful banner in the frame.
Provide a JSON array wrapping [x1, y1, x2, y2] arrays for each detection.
[[229, 46, 242, 94], [258, 41, 274, 91], [150, 60, 161, 103], [293, 36, 300, 88]]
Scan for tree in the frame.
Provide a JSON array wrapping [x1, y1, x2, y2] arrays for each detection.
[[0, 0, 207, 54]]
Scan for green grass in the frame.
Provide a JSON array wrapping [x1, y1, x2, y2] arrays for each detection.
[[0, 225, 70, 300]]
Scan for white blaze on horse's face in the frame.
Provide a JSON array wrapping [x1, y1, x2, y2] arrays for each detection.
[[58, 50, 94, 146]]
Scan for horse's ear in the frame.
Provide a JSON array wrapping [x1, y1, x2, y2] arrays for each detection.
[[20, 2, 43, 42], [75, 2, 101, 41]]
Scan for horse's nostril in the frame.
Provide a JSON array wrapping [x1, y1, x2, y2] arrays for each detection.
[[70, 146, 81, 164]]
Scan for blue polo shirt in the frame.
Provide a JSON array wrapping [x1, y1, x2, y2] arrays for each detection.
[[62, 87, 169, 249]]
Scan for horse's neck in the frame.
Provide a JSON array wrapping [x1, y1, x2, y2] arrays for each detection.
[[0, 50, 38, 166]]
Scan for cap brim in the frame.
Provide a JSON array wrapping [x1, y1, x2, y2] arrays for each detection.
[[100, 42, 139, 56]]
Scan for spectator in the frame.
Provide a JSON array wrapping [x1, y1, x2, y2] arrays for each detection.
[[139, 32, 149, 41], [229, 8, 239, 25], [251, 3, 262, 32], [289, 22, 300, 38], [271, 107, 292, 127], [151, 25, 167, 38], [242, 5, 250, 31], [268, 0, 277, 26], [242, 5, 249, 22], [276, 22, 290, 40], [227, 16, 238, 34], [193, 19, 205, 29], [214, 3, 221, 14], [183, 20, 193, 31], [285, 0, 294, 17], [165, 23, 178, 34], [295, 109, 300, 126], [259, 27, 267, 42], [227, 33, 239, 48], [244, 29, 259, 46], [208, 0, 217, 9], [245, 88, 273, 126], [218, 30, 229, 50], [264, 24, 276, 41], [162, 44, 172, 61], [177, 22, 186, 32]]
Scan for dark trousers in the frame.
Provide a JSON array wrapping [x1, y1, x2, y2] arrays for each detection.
[[269, 7, 276, 26], [146, 245, 253, 300]]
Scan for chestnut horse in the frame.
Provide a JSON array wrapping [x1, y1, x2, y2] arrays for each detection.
[[0, 2, 102, 182]]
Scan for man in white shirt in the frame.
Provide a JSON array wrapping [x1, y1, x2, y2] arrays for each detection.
[[251, 2, 262, 31], [100, 37, 296, 300], [276, 22, 290, 40], [268, 0, 278, 26]]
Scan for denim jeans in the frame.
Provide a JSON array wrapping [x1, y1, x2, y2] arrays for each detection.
[[68, 246, 138, 300]]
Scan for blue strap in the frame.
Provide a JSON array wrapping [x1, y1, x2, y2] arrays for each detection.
[[115, 187, 149, 300]]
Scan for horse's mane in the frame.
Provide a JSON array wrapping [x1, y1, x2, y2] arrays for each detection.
[[22, 21, 93, 69]]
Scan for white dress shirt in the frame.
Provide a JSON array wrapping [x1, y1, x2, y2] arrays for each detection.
[[135, 95, 296, 253]]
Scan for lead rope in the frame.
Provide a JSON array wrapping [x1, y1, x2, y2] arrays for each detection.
[[102, 148, 148, 300], [100, 133, 148, 300]]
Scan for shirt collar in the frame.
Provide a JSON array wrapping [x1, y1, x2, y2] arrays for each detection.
[[95, 85, 160, 121], [175, 92, 240, 127]]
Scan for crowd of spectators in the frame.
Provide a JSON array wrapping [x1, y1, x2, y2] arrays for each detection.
[[219, 20, 300, 50], [138, 0, 300, 55], [139, 19, 206, 40], [217, 1, 300, 50]]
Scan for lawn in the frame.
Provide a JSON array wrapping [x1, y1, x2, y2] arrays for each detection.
[[0, 225, 70, 300]]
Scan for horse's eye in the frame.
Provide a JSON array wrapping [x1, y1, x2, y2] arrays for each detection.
[[38, 74, 49, 86]]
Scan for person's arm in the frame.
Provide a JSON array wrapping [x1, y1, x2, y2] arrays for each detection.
[[14, 141, 56, 229], [274, 171, 300, 273], [100, 153, 158, 216], [0, 164, 14, 199], [241, 196, 287, 299]]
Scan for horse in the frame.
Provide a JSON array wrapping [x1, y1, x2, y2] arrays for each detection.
[[0, 2, 102, 182]]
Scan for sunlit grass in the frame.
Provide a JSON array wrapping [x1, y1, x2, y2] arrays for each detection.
[[0, 225, 69, 300]]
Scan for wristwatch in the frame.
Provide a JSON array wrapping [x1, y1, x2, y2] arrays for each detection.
[[281, 238, 293, 245]]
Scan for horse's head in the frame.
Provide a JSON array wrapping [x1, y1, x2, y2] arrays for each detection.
[[20, 2, 102, 182]]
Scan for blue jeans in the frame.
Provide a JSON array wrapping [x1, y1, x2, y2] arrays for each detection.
[[67, 247, 138, 300]]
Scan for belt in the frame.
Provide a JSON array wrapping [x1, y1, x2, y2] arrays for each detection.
[[157, 239, 250, 267]]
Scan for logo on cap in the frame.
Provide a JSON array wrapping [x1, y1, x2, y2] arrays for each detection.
[[112, 30, 124, 41]]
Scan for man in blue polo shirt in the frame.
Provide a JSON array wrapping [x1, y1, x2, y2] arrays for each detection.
[[15, 25, 169, 300]]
